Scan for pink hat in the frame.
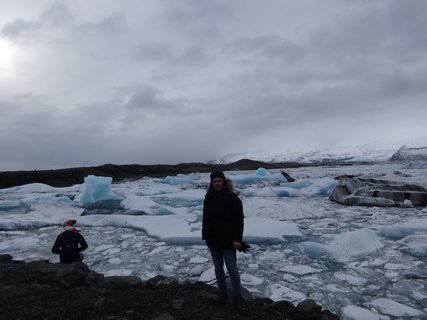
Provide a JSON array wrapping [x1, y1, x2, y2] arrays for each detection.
[[63, 219, 77, 227]]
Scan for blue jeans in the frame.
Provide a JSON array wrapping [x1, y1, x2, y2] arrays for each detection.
[[209, 247, 241, 296]]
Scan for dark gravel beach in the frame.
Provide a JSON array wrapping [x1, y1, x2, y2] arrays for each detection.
[[0, 255, 340, 320]]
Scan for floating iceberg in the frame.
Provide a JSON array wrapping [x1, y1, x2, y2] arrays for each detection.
[[368, 298, 425, 317], [0, 200, 31, 212], [244, 217, 306, 243], [377, 218, 427, 240], [79, 175, 122, 208], [299, 228, 382, 262], [163, 176, 193, 185]]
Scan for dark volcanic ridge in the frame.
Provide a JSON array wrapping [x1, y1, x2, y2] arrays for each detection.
[[0, 160, 315, 189]]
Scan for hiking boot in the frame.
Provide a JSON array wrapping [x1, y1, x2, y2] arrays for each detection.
[[214, 292, 228, 305], [233, 295, 245, 311]]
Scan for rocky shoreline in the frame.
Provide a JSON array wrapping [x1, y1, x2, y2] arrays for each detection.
[[0, 160, 314, 189], [0, 254, 340, 320]]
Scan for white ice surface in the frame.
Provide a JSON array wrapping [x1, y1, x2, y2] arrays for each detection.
[[268, 283, 306, 303], [368, 298, 425, 317], [279, 265, 322, 275], [342, 305, 389, 320], [1, 163, 427, 319]]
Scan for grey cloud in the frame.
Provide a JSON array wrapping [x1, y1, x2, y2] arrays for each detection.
[[134, 43, 211, 67], [40, 2, 75, 27], [211, 70, 416, 138], [0, 94, 53, 129], [165, 0, 233, 27], [215, 2, 427, 123], [1, 0, 427, 170], [70, 101, 121, 133], [375, 71, 413, 98], [13, 93, 50, 105], [1, 3, 124, 42], [1, 93, 118, 139], [1, 18, 37, 38], [61, 85, 194, 132], [1, 3, 74, 39], [123, 85, 189, 115], [134, 43, 174, 62], [308, 1, 427, 62], [383, 1, 427, 47], [222, 36, 306, 63], [125, 86, 168, 110], [176, 46, 211, 66], [74, 12, 126, 37], [0, 95, 134, 169], [161, 0, 235, 42]]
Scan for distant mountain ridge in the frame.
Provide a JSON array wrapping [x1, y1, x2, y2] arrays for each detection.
[[212, 145, 427, 164]]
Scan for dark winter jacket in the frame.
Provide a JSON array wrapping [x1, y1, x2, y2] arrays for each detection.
[[51, 230, 88, 263], [202, 189, 244, 249]]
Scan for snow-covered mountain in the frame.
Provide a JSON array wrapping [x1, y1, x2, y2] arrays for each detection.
[[390, 145, 427, 161], [210, 146, 398, 165], [211, 145, 427, 165]]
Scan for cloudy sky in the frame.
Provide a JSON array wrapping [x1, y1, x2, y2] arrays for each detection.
[[1, 0, 427, 170]]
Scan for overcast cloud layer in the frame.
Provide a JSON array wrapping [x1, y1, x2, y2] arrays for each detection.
[[1, 0, 427, 170]]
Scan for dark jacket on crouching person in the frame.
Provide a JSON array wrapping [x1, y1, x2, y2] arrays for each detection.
[[51, 220, 88, 263]]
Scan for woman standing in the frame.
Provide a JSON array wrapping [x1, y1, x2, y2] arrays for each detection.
[[202, 171, 244, 305]]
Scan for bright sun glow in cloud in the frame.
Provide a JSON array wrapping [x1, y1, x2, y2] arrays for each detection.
[[0, 39, 15, 71]]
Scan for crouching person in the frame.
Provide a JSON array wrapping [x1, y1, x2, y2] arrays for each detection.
[[51, 219, 88, 263]]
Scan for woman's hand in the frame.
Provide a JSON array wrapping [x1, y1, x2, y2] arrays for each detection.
[[232, 241, 241, 249]]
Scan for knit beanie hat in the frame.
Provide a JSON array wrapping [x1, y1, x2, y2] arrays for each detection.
[[210, 170, 226, 181], [63, 219, 77, 227]]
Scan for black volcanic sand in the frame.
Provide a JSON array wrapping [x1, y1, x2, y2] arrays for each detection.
[[0, 255, 340, 320]]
